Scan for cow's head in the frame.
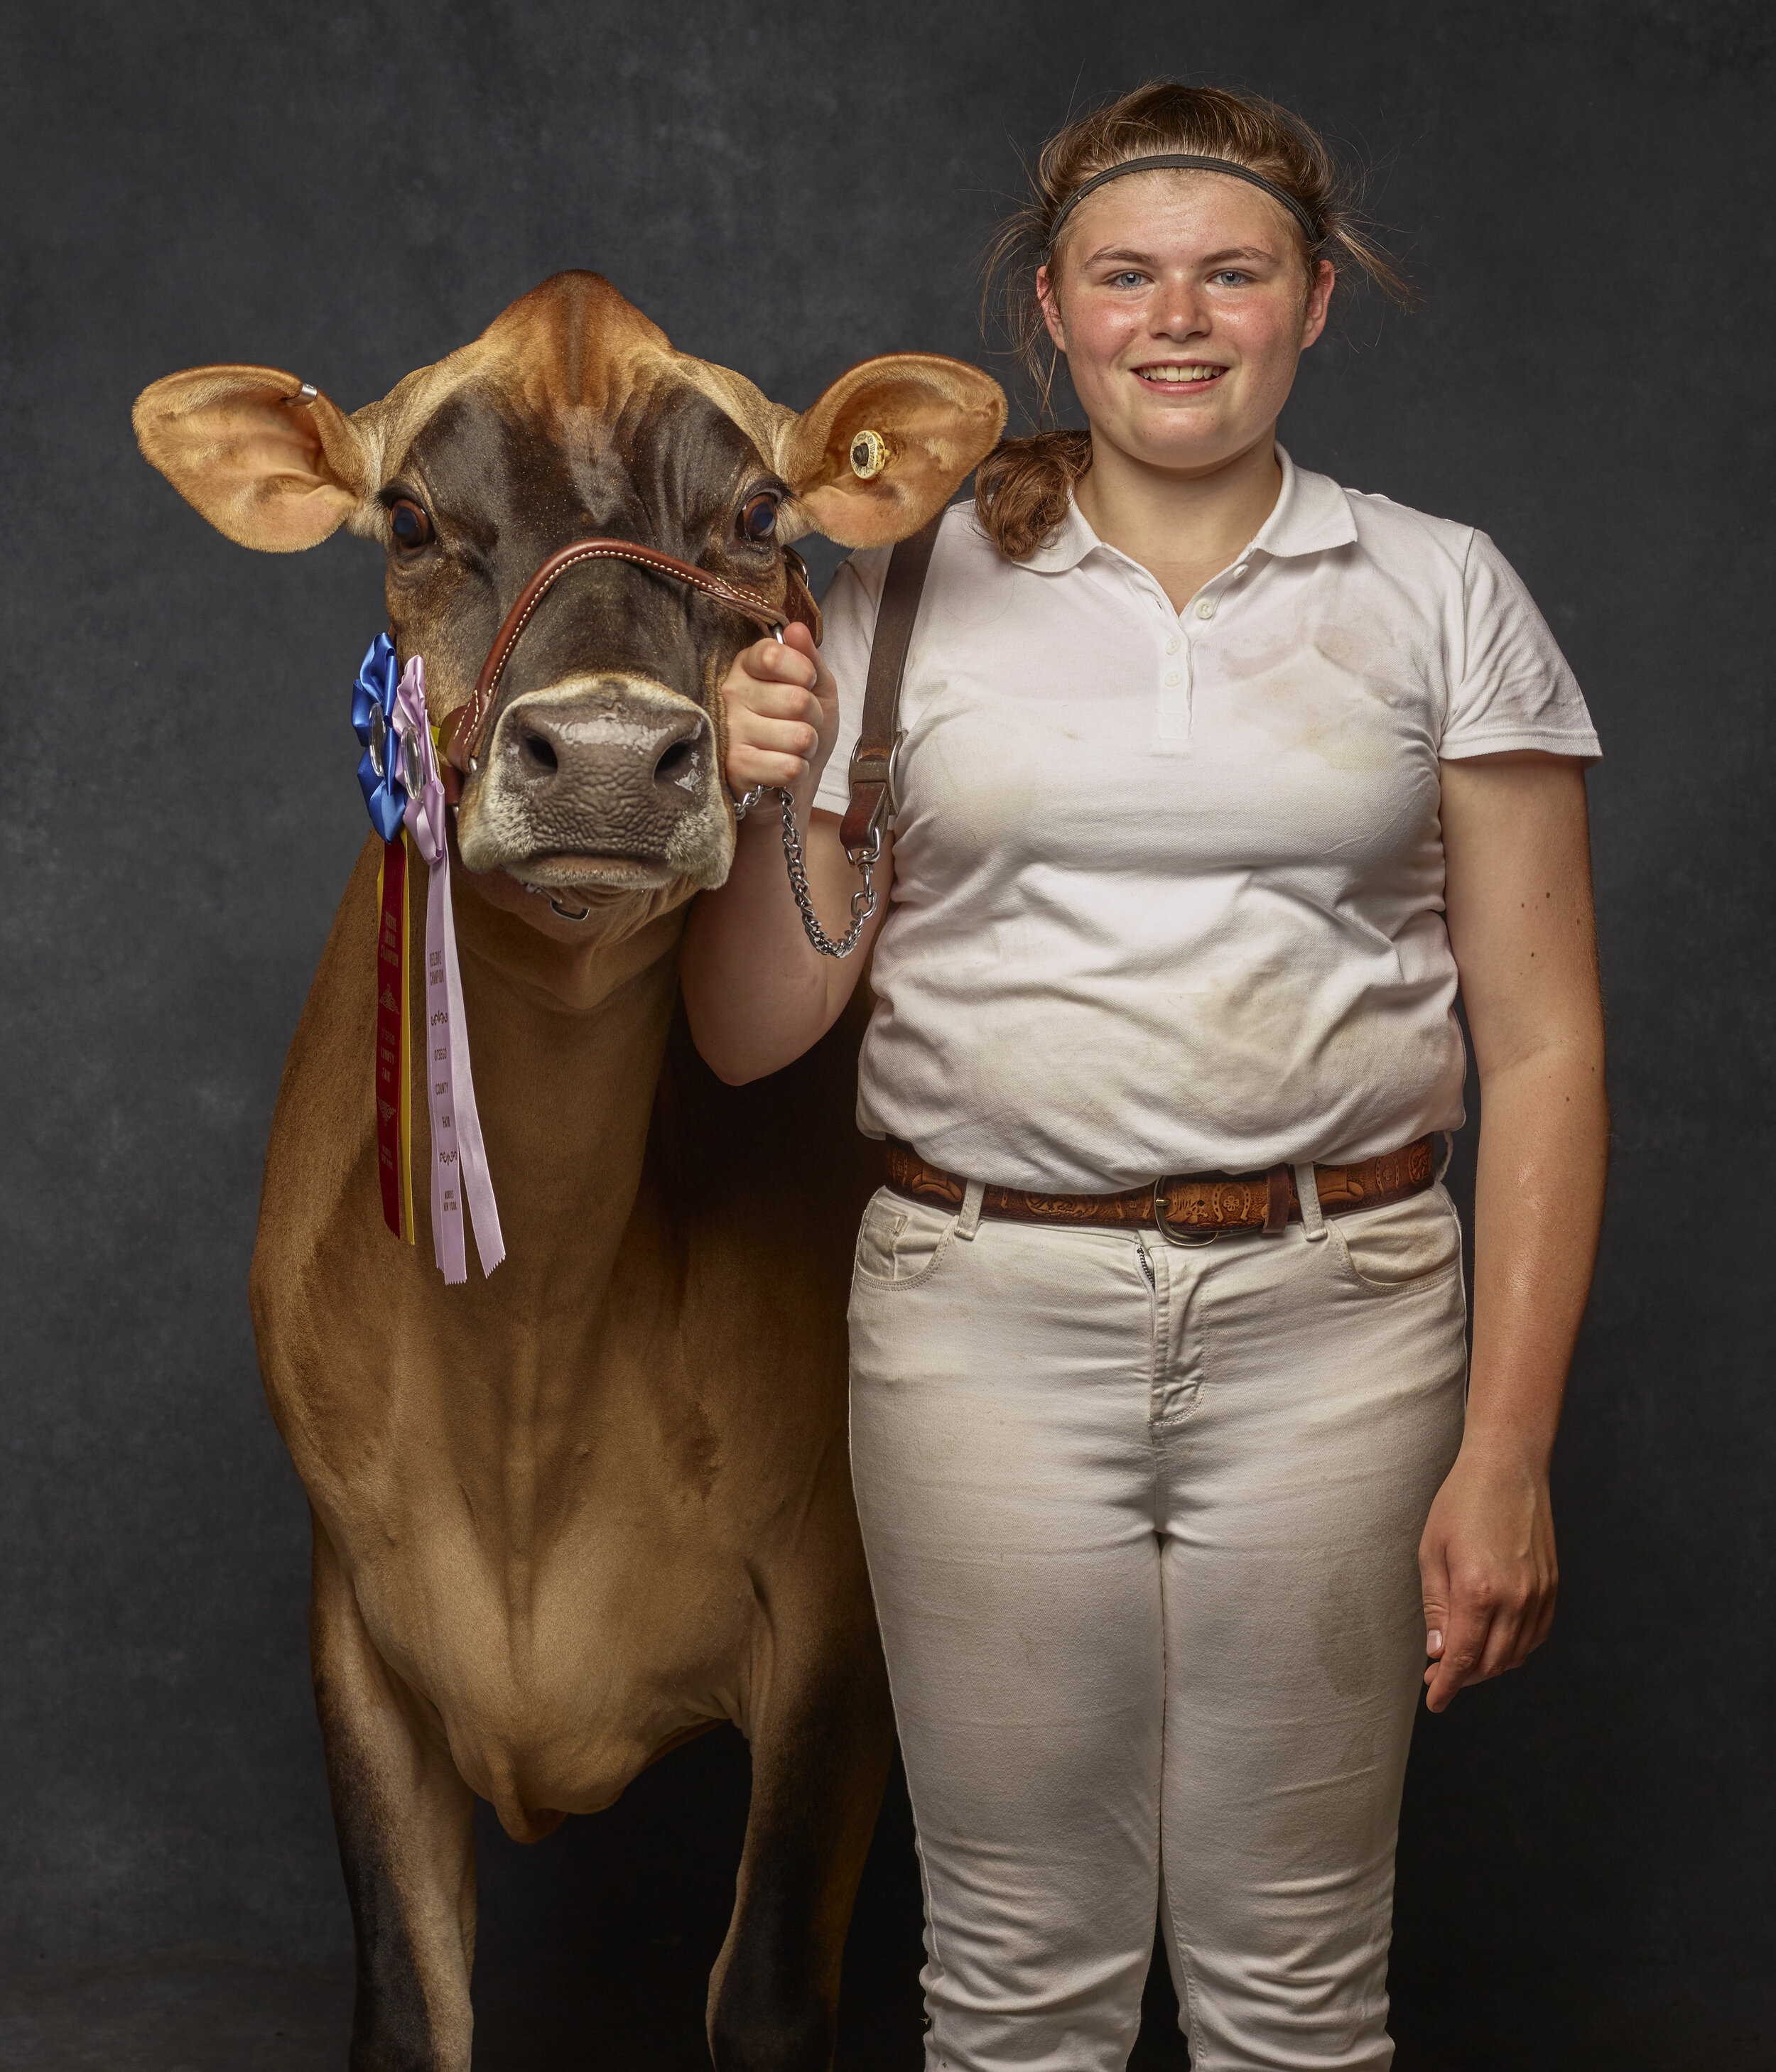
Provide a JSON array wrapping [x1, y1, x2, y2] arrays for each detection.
[[134, 272, 1005, 929]]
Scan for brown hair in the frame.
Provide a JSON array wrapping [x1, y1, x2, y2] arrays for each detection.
[[975, 82, 1414, 561]]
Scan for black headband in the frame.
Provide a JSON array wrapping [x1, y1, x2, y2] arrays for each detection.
[[1045, 153, 1322, 258]]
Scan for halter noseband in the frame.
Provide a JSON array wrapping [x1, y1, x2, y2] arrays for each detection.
[[443, 537, 816, 774]]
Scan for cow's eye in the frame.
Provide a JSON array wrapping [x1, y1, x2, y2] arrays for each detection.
[[389, 499, 433, 551], [740, 493, 779, 543]]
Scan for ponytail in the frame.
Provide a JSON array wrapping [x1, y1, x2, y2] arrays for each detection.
[[973, 430, 1092, 565]]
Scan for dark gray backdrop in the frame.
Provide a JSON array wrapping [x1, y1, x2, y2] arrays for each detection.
[[2, 3, 1770, 2068]]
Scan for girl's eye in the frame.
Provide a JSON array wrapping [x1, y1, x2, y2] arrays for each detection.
[[740, 492, 779, 543], [389, 499, 433, 550]]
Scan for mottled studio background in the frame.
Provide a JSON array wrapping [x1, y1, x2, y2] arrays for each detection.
[[1, 2, 1770, 2067]]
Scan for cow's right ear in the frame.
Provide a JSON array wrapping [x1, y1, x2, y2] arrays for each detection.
[[132, 365, 374, 553], [775, 354, 1007, 549]]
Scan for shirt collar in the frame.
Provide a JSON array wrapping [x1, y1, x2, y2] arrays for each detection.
[[1019, 442, 1358, 576], [1021, 490, 1100, 575], [1251, 445, 1358, 559]]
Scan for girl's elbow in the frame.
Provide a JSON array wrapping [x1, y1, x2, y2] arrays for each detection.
[[686, 1014, 774, 1087]]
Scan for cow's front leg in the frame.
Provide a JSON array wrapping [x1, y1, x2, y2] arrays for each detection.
[[310, 1514, 477, 2072], [708, 1624, 895, 2072]]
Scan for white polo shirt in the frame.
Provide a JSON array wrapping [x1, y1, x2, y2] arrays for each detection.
[[813, 448, 1599, 1193]]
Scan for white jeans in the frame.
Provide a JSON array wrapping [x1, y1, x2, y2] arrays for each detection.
[[847, 1177, 1468, 2072]]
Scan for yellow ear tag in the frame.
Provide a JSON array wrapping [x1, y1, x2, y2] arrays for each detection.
[[849, 429, 890, 480]]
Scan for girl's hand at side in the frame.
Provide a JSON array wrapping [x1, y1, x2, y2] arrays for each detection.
[[722, 622, 839, 797], [1417, 1448, 1559, 1713]]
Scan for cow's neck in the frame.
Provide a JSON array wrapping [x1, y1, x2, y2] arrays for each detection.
[[443, 869, 691, 1296]]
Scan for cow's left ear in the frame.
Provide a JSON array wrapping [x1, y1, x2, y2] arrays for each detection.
[[776, 355, 1006, 548], [133, 364, 376, 553]]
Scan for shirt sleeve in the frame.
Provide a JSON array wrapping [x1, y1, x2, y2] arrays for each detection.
[[812, 545, 893, 815], [1441, 530, 1601, 760]]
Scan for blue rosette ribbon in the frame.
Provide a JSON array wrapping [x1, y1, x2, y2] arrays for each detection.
[[352, 632, 409, 842]]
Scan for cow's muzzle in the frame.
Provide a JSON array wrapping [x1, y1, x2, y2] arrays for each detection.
[[456, 677, 730, 892]]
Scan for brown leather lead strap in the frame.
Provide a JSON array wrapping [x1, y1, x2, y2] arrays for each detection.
[[839, 510, 943, 855]]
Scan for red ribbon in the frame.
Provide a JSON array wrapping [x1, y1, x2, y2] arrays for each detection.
[[372, 833, 414, 1242]]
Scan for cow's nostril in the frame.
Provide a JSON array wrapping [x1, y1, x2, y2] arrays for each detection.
[[654, 737, 698, 783], [518, 728, 560, 776]]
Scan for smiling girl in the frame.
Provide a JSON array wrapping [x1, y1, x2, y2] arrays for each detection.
[[683, 82, 1607, 2071]]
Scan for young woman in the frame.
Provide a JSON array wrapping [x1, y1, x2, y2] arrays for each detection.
[[682, 82, 1607, 2072]]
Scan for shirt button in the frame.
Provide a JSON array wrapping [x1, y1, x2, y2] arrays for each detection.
[[1165, 635, 1181, 655], [1195, 599, 1216, 620], [1164, 670, 1184, 688]]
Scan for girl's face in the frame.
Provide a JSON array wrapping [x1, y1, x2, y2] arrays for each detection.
[[1037, 170, 1334, 477]]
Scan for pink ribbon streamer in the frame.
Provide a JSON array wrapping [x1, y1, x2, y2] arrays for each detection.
[[392, 658, 504, 1285]]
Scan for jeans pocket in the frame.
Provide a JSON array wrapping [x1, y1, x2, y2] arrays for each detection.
[[1328, 1185, 1463, 1291], [852, 1188, 958, 1289]]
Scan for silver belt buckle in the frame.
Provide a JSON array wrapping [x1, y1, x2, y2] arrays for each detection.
[[1152, 1176, 1220, 1247]]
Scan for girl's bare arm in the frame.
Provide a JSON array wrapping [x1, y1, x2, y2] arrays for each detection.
[[1421, 752, 1608, 1711], [681, 623, 892, 1085]]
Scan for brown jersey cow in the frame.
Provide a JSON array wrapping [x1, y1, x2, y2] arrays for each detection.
[[133, 272, 1004, 2072]]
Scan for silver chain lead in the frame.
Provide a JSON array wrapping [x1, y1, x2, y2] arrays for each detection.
[[735, 784, 879, 959]]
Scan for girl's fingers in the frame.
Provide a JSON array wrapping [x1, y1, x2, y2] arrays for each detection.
[[732, 714, 820, 760], [727, 707, 819, 791], [747, 634, 821, 688], [1478, 1609, 1525, 1682], [776, 620, 830, 679], [728, 744, 810, 788], [1512, 1582, 1556, 1666], [767, 624, 838, 707], [1424, 1600, 1491, 1712], [722, 628, 835, 795], [729, 676, 824, 725]]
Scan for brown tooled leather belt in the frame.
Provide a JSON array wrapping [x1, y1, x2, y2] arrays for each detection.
[[884, 1136, 1437, 1241]]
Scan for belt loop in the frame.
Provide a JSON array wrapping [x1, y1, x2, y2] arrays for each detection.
[[955, 1177, 986, 1242], [1436, 1129, 1455, 1181], [1294, 1161, 1328, 1242]]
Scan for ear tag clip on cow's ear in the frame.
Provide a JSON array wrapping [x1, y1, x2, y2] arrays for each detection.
[[352, 634, 504, 1284], [849, 429, 889, 480]]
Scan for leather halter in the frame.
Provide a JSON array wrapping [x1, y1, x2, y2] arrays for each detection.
[[443, 537, 816, 774]]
